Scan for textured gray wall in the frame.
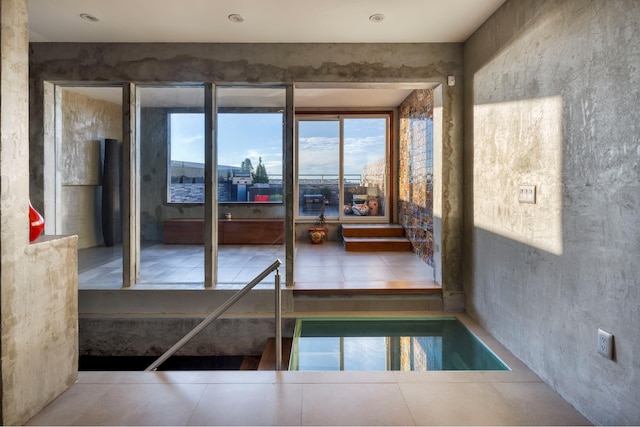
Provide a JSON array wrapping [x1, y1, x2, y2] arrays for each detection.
[[60, 89, 122, 248], [29, 42, 465, 301], [80, 317, 296, 357], [464, 1, 640, 425], [1, 0, 78, 424]]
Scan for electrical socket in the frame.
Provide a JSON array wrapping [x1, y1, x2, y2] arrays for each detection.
[[597, 328, 613, 359]]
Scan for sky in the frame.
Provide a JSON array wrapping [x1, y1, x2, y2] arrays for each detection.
[[170, 113, 386, 178]]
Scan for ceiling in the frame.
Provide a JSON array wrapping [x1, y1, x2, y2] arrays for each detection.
[[29, 0, 506, 44], [41, 0, 505, 108]]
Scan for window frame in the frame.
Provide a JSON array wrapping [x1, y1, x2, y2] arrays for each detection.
[[166, 108, 285, 205], [295, 112, 392, 222]]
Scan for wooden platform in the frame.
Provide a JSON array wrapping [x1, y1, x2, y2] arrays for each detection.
[[293, 280, 440, 295], [341, 224, 412, 251], [163, 218, 285, 244]]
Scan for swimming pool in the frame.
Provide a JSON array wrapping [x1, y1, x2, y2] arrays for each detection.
[[290, 317, 509, 371]]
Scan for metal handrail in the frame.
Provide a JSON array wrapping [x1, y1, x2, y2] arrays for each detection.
[[145, 259, 283, 372]]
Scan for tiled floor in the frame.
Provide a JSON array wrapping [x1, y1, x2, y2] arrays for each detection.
[[61, 244, 592, 425], [78, 240, 436, 291], [78, 243, 287, 289], [293, 240, 437, 293], [26, 313, 591, 426]]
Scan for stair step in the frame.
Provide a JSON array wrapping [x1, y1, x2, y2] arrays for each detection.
[[342, 224, 405, 238], [239, 356, 261, 370], [343, 236, 412, 252], [257, 337, 292, 371]]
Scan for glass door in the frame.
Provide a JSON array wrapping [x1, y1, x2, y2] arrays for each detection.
[[296, 119, 340, 219], [215, 87, 286, 286], [342, 117, 388, 220], [296, 115, 390, 222]]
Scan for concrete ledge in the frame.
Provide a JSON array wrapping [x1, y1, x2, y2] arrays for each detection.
[[79, 288, 295, 316]]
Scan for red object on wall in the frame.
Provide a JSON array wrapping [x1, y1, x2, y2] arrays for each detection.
[[29, 202, 45, 242]]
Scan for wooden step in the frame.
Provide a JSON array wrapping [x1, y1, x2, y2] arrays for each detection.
[[341, 224, 405, 238], [343, 236, 412, 252], [257, 337, 292, 371], [239, 356, 261, 370]]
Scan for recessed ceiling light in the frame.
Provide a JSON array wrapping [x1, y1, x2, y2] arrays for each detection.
[[228, 14, 245, 23], [369, 13, 385, 23], [79, 13, 99, 22]]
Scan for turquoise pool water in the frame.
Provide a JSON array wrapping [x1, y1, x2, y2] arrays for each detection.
[[290, 317, 509, 371]]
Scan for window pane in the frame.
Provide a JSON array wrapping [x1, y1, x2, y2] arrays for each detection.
[[297, 120, 340, 217], [343, 118, 387, 217], [168, 111, 284, 204], [169, 113, 205, 203], [217, 113, 283, 202]]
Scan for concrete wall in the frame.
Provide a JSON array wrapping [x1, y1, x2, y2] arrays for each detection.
[[1, 0, 79, 424], [7, 236, 79, 424], [80, 317, 296, 357], [60, 89, 122, 248], [29, 43, 466, 304], [464, 1, 640, 425]]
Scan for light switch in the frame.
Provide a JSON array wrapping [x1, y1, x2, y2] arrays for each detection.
[[518, 185, 536, 203]]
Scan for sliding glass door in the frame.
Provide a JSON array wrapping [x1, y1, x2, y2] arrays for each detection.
[[296, 120, 340, 218], [296, 115, 389, 221], [343, 117, 388, 219]]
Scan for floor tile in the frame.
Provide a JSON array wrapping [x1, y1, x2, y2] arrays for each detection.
[[302, 382, 415, 426], [78, 370, 215, 384], [492, 382, 591, 425], [188, 383, 303, 426], [394, 370, 490, 383], [400, 382, 525, 425], [26, 384, 112, 426], [72, 383, 206, 426], [295, 255, 342, 267], [302, 371, 397, 383], [295, 266, 345, 282], [339, 255, 384, 266]]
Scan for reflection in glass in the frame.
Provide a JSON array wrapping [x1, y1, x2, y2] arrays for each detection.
[[215, 87, 286, 286], [297, 120, 340, 218], [217, 113, 283, 202], [343, 118, 387, 217], [291, 318, 509, 371], [140, 86, 204, 284]]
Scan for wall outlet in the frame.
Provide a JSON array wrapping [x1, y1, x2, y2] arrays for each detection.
[[597, 328, 613, 359], [518, 185, 536, 203]]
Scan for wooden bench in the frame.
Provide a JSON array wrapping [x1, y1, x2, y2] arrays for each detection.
[[162, 218, 285, 244]]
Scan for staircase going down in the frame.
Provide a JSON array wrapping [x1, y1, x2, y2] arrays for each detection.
[[240, 337, 292, 371]]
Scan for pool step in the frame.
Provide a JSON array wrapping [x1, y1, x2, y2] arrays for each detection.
[[257, 337, 292, 371], [342, 224, 412, 252]]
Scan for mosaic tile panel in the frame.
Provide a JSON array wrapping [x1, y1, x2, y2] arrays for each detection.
[[398, 89, 434, 266]]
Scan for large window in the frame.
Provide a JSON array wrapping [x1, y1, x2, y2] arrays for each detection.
[[167, 111, 283, 203], [217, 112, 283, 203], [296, 114, 390, 220]]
